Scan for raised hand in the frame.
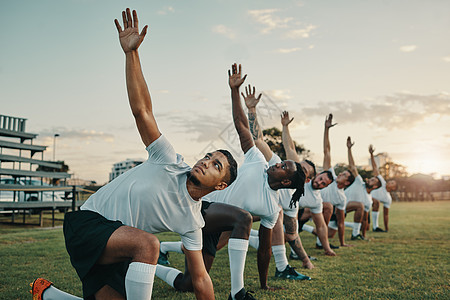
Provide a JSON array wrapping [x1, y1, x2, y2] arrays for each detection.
[[369, 144, 375, 154], [228, 63, 247, 89], [325, 113, 337, 129], [114, 8, 148, 53], [281, 111, 294, 127], [347, 137, 354, 149], [241, 84, 262, 109]]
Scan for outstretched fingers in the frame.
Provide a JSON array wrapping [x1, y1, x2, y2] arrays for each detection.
[[114, 19, 122, 33]]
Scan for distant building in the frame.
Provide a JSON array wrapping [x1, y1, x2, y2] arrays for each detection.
[[109, 159, 144, 182]]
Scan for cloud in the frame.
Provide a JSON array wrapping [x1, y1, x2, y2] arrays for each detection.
[[248, 9, 293, 34], [157, 6, 175, 15], [399, 45, 417, 52], [212, 25, 236, 39], [284, 25, 317, 39], [299, 92, 450, 129], [38, 127, 115, 142], [442, 56, 450, 62], [275, 47, 302, 54]]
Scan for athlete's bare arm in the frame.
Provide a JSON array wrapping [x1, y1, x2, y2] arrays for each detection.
[[281, 111, 300, 162], [183, 247, 215, 300], [347, 137, 358, 177], [242, 85, 273, 161], [323, 114, 336, 170], [369, 145, 380, 176], [228, 64, 254, 154], [115, 9, 161, 148], [312, 213, 336, 256]]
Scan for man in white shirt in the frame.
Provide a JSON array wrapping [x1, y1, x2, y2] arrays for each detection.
[[31, 9, 237, 300], [369, 145, 398, 232]]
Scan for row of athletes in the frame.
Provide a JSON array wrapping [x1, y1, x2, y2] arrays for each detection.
[[30, 8, 396, 300]]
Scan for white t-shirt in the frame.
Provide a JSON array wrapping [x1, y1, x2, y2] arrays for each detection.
[[371, 175, 392, 208], [81, 135, 204, 250], [203, 146, 280, 229], [344, 174, 372, 212], [298, 181, 323, 214], [321, 168, 347, 211]]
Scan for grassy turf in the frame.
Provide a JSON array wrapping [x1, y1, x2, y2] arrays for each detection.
[[0, 201, 449, 299]]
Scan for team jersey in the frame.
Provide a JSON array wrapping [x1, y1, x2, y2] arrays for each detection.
[[371, 175, 393, 208], [344, 174, 372, 212], [203, 146, 280, 229], [81, 135, 204, 250], [298, 181, 323, 214], [321, 168, 347, 211]]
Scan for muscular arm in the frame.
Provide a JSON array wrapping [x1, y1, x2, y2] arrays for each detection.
[[257, 225, 273, 289], [312, 213, 336, 256], [228, 64, 254, 154], [243, 86, 273, 161], [284, 215, 314, 269], [281, 111, 300, 162], [369, 145, 379, 176], [184, 249, 215, 300], [115, 9, 161, 147], [347, 137, 358, 177], [323, 114, 336, 170]]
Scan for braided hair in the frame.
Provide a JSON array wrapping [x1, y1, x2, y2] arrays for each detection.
[[289, 162, 307, 209]]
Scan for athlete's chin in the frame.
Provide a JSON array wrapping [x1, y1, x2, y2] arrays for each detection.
[[187, 171, 201, 186]]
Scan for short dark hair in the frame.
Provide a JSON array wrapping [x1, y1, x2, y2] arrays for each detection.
[[373, 177, 382, 189], [346, 170, 355, 186], [320, 170, 334, 183], [289, 162, 307, 209], [217, 149, 238, 185], [305, 159, 316, 177]]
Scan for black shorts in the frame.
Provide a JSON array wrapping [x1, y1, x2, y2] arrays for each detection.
[[63, 210, 127, 299], [330, 206, 337, 222], [201, 201, 222, 257]]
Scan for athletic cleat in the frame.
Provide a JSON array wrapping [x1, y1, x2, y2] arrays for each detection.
[[228, 287, 256, 300], [351, 234, 367, 241], [157, 251, 170, 265], [373, 227, 385, 232], [289, 252, 318, 261], [315, 243, 339, 249], [275, 265, 311, 281], [30, 278, 52, 300]]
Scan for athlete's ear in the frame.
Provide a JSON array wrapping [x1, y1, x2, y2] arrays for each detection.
[[281, 179, 292, 187], [214, 181, 228, 191]]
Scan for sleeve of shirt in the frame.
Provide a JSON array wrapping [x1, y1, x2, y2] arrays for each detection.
[[244, 146, 267, 164], [329, 167, 337, 180], [145, 135, 178, 164], [377, 175, 386, 188], [260, 211, 280, 229], [180, 229, 203, 251], [268, 152, 281, 166], [310, 201, 323, 214]]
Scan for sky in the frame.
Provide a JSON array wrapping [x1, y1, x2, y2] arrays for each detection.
[[1, 0, 449, 184]]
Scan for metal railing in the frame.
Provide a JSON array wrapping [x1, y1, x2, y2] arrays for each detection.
[[0, 115, 27, 132]]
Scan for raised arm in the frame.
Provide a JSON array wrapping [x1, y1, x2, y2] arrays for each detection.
[[242, 85, 273, 161], [281, 111, 300, 162], [323, 114, 336, 170], [115, 9, 160, 147], [228, 64, 254, 154], [369, 145, 380, 176], [347, 137, 358, 177]]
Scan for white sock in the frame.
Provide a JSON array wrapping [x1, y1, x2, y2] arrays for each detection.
[[248, 235, 259, 249], [372, 211, 379, 229], [125, 262, 156, 300], [160, 241, 183, 254], [345, 221, 354, 228], [250, 229, 259, 237], [351, 223, 361, 236], [155, 264, 182, 288], [328, 220, 338, 230], [316, 237, 322, 246], [228, 238, 249, 298], [272, 245, 288, 272], [290, 247, 298, 258], [302, 224, 314, 233], [42, 286, 82, 300]]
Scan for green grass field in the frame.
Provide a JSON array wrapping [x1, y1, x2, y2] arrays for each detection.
[[1, 201, 449, 299]]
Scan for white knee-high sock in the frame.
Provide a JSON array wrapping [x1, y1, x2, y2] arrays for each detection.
[[228, 238, 249, 298], [125, 262, 156, 300], [372, 211, 379, 229], [155, 264, 182, 288], [316, 236, 322, 246], [42, 286, 82, 300], [250, 229, 259, 236], [302, 224, 314, 233], [345, 222, 361, 235], [272, 245, 288, 272], [160, 241, 183, 254], [248, 235, 259, 249]]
